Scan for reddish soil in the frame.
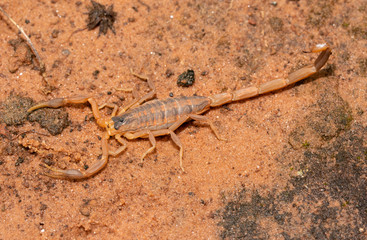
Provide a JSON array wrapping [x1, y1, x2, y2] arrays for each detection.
[[0, 0, 366, 239]]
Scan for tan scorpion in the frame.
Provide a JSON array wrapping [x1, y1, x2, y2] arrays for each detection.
[[28, 43, 331, 180]]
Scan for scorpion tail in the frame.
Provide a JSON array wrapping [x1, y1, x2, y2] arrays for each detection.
[[208, 43, 331, 107]]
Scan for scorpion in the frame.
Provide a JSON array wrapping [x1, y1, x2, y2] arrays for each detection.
[[28, 43, 331, 180]]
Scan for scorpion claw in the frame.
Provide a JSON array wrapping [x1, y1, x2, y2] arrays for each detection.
[[28, 96, 92, 113], [28, 98, 66, 112], [41, 163, 84, 179]]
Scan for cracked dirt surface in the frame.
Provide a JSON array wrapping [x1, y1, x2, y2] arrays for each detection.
[[0, 0, 366, 239]]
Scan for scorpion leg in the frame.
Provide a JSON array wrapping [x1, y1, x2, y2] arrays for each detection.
[[187, 114, 226, 141], [117, 71, 157, 115], [98, 103, 119, 117], [163, 130, 183, 170], [167, 114, 225, 171], [109, 134, 127, 156], [153, 129, 184, 171], [125, 128, 185, 170], [124, 130, 157, 161], [168, 114, 225, 141], [42, 132, 111, 180], [141, 131, 156, 161], [141, 128, 185, 171]]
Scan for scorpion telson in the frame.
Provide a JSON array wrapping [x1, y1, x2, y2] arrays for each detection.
[[28, 43, 332, 180]]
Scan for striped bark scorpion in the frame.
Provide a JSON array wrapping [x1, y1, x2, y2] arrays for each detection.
[[28, 43, 331, 180]]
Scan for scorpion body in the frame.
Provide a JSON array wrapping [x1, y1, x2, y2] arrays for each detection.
[[112, 96, 211, 132], [28, 43, 332, 180]]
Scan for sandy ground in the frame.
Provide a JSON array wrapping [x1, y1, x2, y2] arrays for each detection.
[[0, 0, 366, 239]]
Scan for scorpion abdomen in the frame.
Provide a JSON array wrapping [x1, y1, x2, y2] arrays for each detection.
[[113, 96, 211, 132]]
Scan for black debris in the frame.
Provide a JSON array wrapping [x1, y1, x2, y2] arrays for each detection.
[[177, 69, 195, 87], [86, 0, 117, 37]]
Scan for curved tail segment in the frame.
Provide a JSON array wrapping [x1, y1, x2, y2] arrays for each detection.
[[208, 43, 332, 107]]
